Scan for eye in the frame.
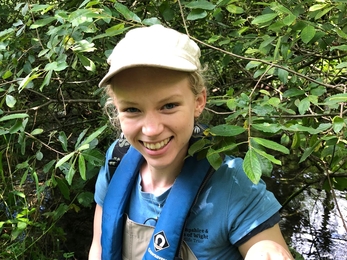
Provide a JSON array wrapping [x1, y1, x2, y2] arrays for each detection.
[[163, 103, 177, 110], [124, 107, 140, 113]]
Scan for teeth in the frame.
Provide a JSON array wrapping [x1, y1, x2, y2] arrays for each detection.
[[143, 138, 170, 150]]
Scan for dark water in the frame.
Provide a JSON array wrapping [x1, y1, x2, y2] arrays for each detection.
[[266, 170, 347, 260]]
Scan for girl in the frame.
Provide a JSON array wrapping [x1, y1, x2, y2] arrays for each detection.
[[89, 24, 293, 260]]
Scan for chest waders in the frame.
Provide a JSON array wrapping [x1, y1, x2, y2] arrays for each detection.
[[101, 146, 212, 260]]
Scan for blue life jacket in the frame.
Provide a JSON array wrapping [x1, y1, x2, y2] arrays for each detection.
[[101, 146, 212, 260]]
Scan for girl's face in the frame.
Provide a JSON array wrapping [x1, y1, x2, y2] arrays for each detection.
[[111, 67, 206, 171]]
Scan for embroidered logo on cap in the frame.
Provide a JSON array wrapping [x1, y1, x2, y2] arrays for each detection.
[[153, 231, 170, 251]]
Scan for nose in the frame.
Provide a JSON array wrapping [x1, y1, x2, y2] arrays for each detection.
[[141, 112, 164, 137]]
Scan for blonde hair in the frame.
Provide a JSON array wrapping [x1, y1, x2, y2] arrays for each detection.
[[103, 69, 206, 128]]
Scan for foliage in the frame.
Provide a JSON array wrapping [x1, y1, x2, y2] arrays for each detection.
[[0, 0, 346, 258]]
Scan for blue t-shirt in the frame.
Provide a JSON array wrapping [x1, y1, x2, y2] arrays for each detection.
[[94, 142, 282, 259]]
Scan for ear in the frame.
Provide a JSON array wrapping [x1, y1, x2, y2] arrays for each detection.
[[194, 88, 207, 118]]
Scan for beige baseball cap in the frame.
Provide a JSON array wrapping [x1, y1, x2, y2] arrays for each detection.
[[98, 24, 201, 87]]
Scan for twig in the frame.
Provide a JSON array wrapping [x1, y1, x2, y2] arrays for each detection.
[[176, 1, 345, 92], [204, 106, 346, 118], [2, 99, 99, 115]]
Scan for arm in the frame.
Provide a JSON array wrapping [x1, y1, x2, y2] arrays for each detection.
[[89, 204, 103, 260], [239, 224, 294, 260]]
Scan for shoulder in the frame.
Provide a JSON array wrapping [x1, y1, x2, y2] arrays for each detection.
[[94, 139, 120, 206], [212, 155, 252, 187]]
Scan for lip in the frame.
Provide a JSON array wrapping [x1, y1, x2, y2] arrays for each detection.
[[142, 137, 171, 151]]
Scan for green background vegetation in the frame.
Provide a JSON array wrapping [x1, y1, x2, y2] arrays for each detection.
[[1, 0, 346, 259]]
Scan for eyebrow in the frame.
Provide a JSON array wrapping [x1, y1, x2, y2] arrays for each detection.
[[157, 94, 183, 103], [117, 94, 183, 106]]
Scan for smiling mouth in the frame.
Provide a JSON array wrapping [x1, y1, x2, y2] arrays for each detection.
[[142, 137, 171, 150]]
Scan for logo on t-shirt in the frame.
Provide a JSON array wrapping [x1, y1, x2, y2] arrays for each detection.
[[153, 231, 170, 251]]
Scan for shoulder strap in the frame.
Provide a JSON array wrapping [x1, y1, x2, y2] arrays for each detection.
[[143, 154, 211, 260], [107, 133, 130, 180]]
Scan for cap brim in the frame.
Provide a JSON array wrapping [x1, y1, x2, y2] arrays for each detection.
[[98, 56, 197, 88]]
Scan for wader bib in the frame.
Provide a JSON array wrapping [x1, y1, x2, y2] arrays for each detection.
[[123, 215, 197, 260], [102, 146, 212, 260]]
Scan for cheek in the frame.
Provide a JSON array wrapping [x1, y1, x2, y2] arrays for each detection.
[[118, 118, 140, 139]]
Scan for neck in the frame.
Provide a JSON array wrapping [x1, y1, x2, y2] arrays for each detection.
[[140, 161, 182, 196]]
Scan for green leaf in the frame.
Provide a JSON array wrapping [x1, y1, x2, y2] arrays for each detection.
[[78, 54, 96, 72], [30, 128, 43, 135], [65, 163, 76, 185], [329, 177, 347, 191], [18, 68, 42, 91], [283, 88, 305, 98], [243, 149, 262, 184], [252, 137, 290, 154], [336, 62, 347, 69], [12, 190, 26, 198], [309, 4, 328, 12], [2, 70, 13, 79], [44, 61, 68, 72], [245, 61, 262, 70], [301, 25, 316, 44], [30, 4, 53, 13], [44, 203, 69, 221], [270, 3, 292, 15], [187, 9, 207, 20], [334, 27, 347, 39], [78, 154, 86, 180], [75, 128, 89, 149], [82, 149, 104, 167], [310, 86, 326, 96], [56, 152, 75, 168], [78, 143, 90, 151], [36, 151, 43, 160], [253, 147, 282, 165], [40, 70, 52, 91], [277, 68, 288, 84], [77, 192, 94, 207], [332, 116, 345, 133], [0, 113, 29, 122], [298, 97, 310, 115], [114, 2, 141, 23], [206, 148, 223, 170], [211, 143, 239, 154], [252, 123, 282, 133], [260, 36, 275, 49], [282, 14, 296, 25], [30, 17, 56, 29], [286, 123, 331, 135], [252, 13, 278, 25], [331, 45, 347, 51], [59, 131, 68, 152], [56, 177, 70, 200], [5, 94, 16, 108], [256, 152, 273, 177], [105, 24, 126, 36], [80, 124, 107, 146], [185, 0, 216, 10], [188, 139, 210, 156], [226, 4, 244, 14], [72, 40, 96, 53], [325, 93, 347, 104], [43, 160, 56, 173], [299, 139, 321, 163], [142, 17, 161, 26], [315, 7, 333, 20], [209, 124, 245, 136]]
